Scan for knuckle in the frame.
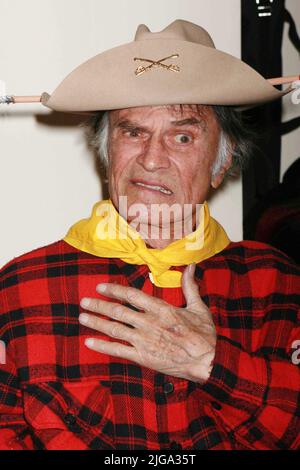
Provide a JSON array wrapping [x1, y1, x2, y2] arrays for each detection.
[[92, 299, 102, 313], [126, 288, 138, 303], [88, 316, 97, 328], [187, 298, 201, 310], [115, 345, 123, 357], [158, 302, 173, 317], [111, 323, 121, 338], [128, 288, 148, 308], [147, 346, 160, 358], [199, 308, 213, 322], [112, 305, 125, 321]]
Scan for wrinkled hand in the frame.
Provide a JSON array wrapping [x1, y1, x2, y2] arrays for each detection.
[[79, 264, 216, 383]]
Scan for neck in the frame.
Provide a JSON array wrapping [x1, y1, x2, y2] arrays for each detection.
[[129, 210, 200, 249]]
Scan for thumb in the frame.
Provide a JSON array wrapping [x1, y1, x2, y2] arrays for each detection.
[[182, 263, 205, 311]]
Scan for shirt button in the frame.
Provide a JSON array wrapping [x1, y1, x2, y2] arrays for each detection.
[[64, 413, 77, 425], [211, 401, 222, 410], [163, 382, 174, 394], [170, 441, 182, 450], [64, 413, 82, 433]]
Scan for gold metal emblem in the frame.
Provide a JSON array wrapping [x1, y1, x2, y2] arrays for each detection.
[[134, 54, 180, 76]]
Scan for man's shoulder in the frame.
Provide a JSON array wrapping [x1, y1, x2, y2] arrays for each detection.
[[212, 239, 300, 275], [203, 240, 300, 304], [0, 240, 77, 279]]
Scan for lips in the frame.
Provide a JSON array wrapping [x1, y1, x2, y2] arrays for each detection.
[[131, 179, 173, 195]]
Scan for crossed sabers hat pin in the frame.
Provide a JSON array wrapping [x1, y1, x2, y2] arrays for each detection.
[[134, 54, 180, 76]]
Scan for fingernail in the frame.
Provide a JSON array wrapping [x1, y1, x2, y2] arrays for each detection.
[[96, 283, 107, 293], [80, 297, 90, 308], [85, 338, 94, 348], [79, 313, 89, 325]]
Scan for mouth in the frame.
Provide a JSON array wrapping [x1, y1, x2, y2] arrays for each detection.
[[131, 179, 173, 196]]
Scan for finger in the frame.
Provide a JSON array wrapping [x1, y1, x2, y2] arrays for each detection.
[[79, 313, 138, 343], [94, 283, 169, 313], [85, 337, 138, 363], [80, 297, 146, 329], [181, 263, 208, 311]]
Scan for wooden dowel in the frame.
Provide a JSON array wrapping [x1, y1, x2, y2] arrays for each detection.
[[267, 75, 300, 86], [12, 95, 41, 103]]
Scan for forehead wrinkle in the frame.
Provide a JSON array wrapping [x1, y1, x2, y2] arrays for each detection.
[[170, 117, 207, 128], [166, 104, 212, 130], [110, 104, 213, 133]]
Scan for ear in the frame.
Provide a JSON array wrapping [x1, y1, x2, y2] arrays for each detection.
[[211, 152, 233, 189]]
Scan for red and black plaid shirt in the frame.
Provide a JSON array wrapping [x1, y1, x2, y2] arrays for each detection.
[[0, 239, 299, 450]]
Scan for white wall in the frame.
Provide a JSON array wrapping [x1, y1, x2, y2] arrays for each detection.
[[281, 0, 300, 179], [0, 0, 242, 268]]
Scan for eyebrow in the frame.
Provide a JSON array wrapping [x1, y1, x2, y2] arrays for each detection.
[[114, 117, 206, 132], [170, 117, 206, 127], [115, 120, 148, 132]]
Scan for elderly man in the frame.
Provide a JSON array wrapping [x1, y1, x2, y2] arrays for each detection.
[[0, 20, 299, 450]]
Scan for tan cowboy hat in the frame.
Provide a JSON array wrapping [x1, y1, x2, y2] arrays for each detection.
[[41, 19, 292, 112]]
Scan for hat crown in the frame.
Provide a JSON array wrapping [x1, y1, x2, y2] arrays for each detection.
[[134, 19, 215, 48], [42, 19, 286, 112]]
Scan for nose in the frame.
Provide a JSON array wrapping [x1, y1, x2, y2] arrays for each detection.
[[136, 136, 170, 171]]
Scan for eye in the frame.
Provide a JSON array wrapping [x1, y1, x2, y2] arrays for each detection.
[[123, 129, 143, 138], [174, 134, 192, 144], [128, 130, 140, 137]]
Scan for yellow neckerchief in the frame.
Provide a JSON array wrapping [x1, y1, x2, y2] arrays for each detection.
[[63, 199, 230, 288]]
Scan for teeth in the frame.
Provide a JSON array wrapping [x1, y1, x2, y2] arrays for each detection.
[[135, 182, 172, 195]]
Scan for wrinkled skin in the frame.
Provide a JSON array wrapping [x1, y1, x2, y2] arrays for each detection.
[[79, 105, 232, 383]]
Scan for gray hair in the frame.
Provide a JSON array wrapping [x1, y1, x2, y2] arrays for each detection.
[[85, 105, 255, 179]]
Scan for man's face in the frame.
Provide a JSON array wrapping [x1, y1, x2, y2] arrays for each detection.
[[107, 105, 224, 223]]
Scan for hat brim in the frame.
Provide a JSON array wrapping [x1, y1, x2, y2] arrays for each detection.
[[41, 39, 291, 112]]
